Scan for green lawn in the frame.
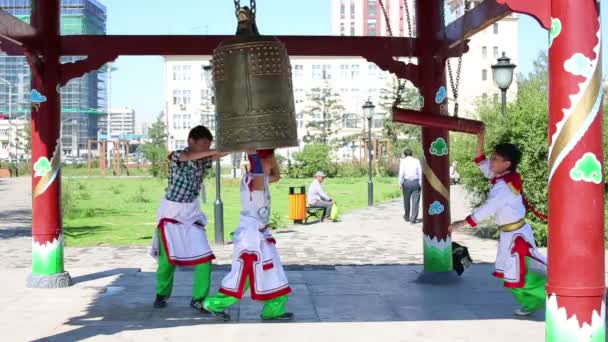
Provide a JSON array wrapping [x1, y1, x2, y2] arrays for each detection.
[[62, 176, 401, 247]]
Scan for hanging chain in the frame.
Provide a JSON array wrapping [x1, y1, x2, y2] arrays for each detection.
[[233, 0, 256, 19], [445, 0, 469, 117], [403, 0, 413, 65], [378, 0, 393, 36]]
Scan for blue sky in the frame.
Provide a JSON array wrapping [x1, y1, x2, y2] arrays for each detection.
[[104, 0, 607, 123]]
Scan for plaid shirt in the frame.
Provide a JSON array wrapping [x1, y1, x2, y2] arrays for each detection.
[[165, 148, 213, 203]]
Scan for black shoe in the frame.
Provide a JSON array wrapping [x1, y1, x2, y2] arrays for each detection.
[[153, 294, 168, 309], [261, 312, 294, 321], [202, 303, 231, 321], [190, 298, 210, 314], [403, 215, 409, 222], [208, 310, 231, 321]]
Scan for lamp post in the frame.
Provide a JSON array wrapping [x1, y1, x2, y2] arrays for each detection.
[[491, 52, 516, 120], [204, 62, 224, 244], [106, 64, 118, 166], [362, 99, 375, 207]]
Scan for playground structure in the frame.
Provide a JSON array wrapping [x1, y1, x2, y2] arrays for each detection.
[[0, 0, 603, 340], [87, 138, 144, 176]]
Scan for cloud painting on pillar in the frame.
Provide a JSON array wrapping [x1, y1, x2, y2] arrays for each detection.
[[423, 234, 452, 272], [31, 89, 47, 112], [549, 18, 562, 47], [428, 201, 445, 215], [435, 86, 447, 104], [546, 295, 605, 342], [429, 138, 448, 156], [570, 152, 602, 184]]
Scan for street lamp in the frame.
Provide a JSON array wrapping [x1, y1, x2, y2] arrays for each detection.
[[203, 61, 224, 244], [362, 99, 375, 207], [491, 52, 517, 120]]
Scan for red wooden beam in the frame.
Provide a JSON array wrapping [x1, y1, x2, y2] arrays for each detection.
[[0, 10, 37, 46], [496, 0, 550, 29], [444, 0, 511, 49], [0, 36, 25, 55], [59, 35, 418, 57], [392, 107, 484, 135]]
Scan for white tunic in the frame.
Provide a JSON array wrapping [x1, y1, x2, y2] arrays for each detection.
[[149, 199, 215, 266], [467, 155, 547, 288], [219, 173, 291, 300]]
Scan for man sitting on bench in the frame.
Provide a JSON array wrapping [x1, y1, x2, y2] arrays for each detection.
[[307, 171, 335, 220]]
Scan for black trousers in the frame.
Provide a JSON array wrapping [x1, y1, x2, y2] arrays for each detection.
[[402, 179, 421, 222]]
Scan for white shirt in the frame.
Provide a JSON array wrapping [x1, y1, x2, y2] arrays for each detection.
[[398, 156, 422, 185], [308, 179, 331, 204]]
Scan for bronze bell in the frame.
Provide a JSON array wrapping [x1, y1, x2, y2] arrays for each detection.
[[212, 7, 298, 152]]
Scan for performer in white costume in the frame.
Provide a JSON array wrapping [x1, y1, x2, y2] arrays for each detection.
[[449, 130, 547, 316], [150, 126, 226, 313], [204, 149, 293, 321]]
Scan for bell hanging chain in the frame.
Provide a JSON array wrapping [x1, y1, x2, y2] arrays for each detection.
[[445, 0, 470, 117]]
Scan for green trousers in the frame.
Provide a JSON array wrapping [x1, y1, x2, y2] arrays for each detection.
[[506, 258, 547, 312], [156, 241, 212, 300], [203, 278, 288, 318]]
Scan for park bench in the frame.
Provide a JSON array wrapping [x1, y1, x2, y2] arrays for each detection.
[[304, 206, 327, 224]]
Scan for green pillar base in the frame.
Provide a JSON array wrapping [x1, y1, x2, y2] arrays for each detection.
[[27, 272, 72, 288], [546, 295, 605, 342], [423, 234, 453, 273]]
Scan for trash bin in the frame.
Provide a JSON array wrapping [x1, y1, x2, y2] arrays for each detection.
[[288, 186, 306, 224]]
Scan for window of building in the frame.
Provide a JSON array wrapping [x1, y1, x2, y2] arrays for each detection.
[[172, 65, 181, 81], [482, 46, 487, 58], [493, 46, 499, 58], [482, 93, 488, 102], [368, 0, 377, 16], [172, 90, 181, 105], [322, 64, 332, 79], [350, 0, 355, 19], [182, 114, 191, 129], [182, 65, 192, 81], [173, 114, 181, 129], [368, 64, 378, 78], [312, 65, 322, 79], [340, 64, 349, 79], [340, 0, 345, 19], [372, 113, 384, 128], [482, 69, 487, 81], [350, 21, 355, 35], [351, 64, 360, 79], [175, 140, 186, 149], [340, 23, 345, 36], [493, 93, 499, 102], [493, 23, 498, 34], [293, 64, 304, 79], [343, 113, 360, 128]]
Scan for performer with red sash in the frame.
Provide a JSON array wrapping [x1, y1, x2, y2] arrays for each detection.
[[449, 130, 547, 316]]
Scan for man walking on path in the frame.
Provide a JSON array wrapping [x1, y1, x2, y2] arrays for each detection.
[[398, 148, 422, 223]]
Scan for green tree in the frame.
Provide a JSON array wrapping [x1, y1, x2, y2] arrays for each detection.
[[302, 80, 346, 146], [380, 78, 422, 158], [142, 112, 169, 178], [291, 144, 337, 178], [451, 51, 608, 246]]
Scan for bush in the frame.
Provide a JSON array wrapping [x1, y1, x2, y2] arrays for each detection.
[[336, 162, 367, 177], [291, 144, 337, 178], [378, 157, 399, 177], [61, 183, 75, 218], [143, 144, 169, 178], [130, 185, 150, 203], [268, 212, 288, 230], [110, 185, 122, 195]]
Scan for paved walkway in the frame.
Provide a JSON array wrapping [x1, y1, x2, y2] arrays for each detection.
[[0, 177, 600, 341]]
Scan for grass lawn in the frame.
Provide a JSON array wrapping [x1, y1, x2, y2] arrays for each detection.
[[62, 176, 402, 247]]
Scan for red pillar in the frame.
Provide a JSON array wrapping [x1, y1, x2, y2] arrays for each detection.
[[416, 0, 453, 274], [545, 0, 604, 339], [26, 0, 71, 288]]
